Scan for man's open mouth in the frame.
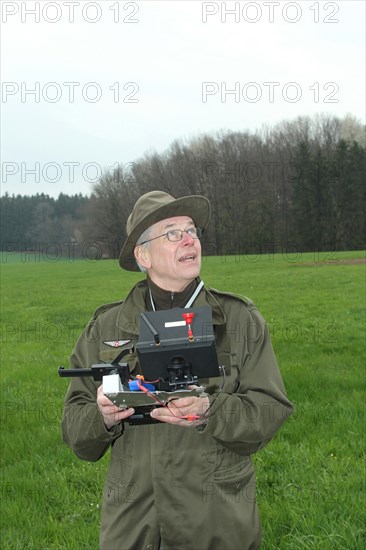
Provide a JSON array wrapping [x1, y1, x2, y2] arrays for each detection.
[[179, 254, 196, 263]]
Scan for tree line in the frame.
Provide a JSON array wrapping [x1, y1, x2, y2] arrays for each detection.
[[1, 114, 365, 259]]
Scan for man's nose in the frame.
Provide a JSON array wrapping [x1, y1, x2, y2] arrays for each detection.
[[181, 230, 195, 245]]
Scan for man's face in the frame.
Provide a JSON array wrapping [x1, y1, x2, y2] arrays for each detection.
[[135, 216, 202, 292]]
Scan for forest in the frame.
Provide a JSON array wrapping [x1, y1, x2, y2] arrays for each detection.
[[1, 114, 365, 259]]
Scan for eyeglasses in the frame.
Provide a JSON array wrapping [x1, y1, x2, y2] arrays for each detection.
[[139, 226, 204, 245]]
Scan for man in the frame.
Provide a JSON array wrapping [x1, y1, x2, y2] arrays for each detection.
[[62, 190, 293, 550]]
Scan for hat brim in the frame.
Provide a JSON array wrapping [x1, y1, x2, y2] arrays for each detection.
[[119, 195, 211, 271]]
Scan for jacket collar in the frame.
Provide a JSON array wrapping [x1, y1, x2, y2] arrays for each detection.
[[116, 279, 226, 335], [146, 276, 198, 311]]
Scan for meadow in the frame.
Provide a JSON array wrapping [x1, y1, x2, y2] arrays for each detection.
[[1, 249, 365, 549]]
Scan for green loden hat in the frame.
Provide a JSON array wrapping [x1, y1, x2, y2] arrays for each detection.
[[119, 190, 211, 271]]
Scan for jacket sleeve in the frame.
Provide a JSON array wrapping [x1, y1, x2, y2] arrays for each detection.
[[204, 304, 293, 456], [61, 317, 123, 462]]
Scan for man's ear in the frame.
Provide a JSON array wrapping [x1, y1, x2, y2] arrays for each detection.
[[134, 245, 151, 269]]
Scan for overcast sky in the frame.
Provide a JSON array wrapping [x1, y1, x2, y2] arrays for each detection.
[[1, 0, 365, 197]]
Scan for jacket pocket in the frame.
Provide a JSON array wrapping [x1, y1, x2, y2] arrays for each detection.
[[213, 455, 255, 502], [103, 472, 139, 505], [214, 454, 252, 481], [107, 449, 133, 483]]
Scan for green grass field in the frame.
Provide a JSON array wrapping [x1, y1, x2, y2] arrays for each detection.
[[1, 250, 365, 549]]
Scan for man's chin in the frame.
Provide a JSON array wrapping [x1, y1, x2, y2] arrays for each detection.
[[180, 263, 201, 279]]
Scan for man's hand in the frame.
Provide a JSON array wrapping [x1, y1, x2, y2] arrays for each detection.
[[150, 395, 210, 427], [97, 385, 135, 429]]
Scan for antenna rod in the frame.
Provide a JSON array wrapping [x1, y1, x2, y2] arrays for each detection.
[[141, 313, 160, 345]]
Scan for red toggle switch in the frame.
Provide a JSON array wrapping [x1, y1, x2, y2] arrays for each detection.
[[182, 312, 195, 341]]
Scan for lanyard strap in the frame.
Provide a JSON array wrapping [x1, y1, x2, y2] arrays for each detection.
[[149, 280, 205, 312]]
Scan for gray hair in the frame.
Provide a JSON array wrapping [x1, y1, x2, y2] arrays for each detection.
[[135, 226, 153, 272]]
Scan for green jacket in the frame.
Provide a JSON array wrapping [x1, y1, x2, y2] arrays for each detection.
[[62, 280, 293, 550]]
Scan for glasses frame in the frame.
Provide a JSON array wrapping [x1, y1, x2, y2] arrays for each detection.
[[138, 226, 204, 246]]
